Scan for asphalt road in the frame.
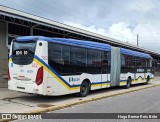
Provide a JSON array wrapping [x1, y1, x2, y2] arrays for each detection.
[[52, 86, 160, 113], [46, 86, 160, 122], [18, 85, 160, 122]]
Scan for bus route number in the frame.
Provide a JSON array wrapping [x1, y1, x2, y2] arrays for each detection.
[[16, 51, 28, 55]]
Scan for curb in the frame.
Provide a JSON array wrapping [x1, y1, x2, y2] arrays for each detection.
[[27, 83, 160, 114], [0, 83, 160, 121]]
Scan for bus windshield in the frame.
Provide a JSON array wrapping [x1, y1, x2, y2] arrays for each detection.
[[12, 41, 37, 65]]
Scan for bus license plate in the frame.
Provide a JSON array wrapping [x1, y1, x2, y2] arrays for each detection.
[[18, 76, 25, 80]]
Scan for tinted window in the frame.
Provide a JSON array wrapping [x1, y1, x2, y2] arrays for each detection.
[[62, 45, 70, 65], [12, 41, 36, 65], [102, 51, 110, 73], [147, 59, 151, 67], [61, 46, 71, 74], [48, 43, 71, 75], [129, 56, 136, 68], [87, 49, 101, 74], [135, 57, 141, 68], [88, 50, 101, 67], [49, 44, 62, 64], [71, 47, 86, 66], [141, 58, 147, 67], [48, 43, 112, 75], [70, 47, 87, 74]]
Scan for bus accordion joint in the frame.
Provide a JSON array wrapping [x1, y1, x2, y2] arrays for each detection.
[[36, 66, 43, 86]]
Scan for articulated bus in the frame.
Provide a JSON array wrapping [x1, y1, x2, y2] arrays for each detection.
[[8, 36, 154, 97]]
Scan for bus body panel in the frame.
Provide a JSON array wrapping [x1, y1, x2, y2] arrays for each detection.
[[119, 72, 154, 86], [46, 73, 111, 96], [101, 73, 110, 88], [8, 40, 49, 95], [8, 36, 154, 96], [119, 73, 133, 86], [35, 40, 49, 95]]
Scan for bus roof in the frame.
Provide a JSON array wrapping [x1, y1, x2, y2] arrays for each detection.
[[16, 36, 111, 51], [16, 36, 152, 59], [120, 48, 152, 59]]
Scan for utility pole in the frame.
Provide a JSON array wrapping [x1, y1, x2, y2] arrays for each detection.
[[137, 34, 139, 46]]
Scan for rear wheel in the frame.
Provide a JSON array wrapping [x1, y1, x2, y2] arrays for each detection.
[[144, 76, 150, 85], [79, 81, 90, 97], [125, 77, 131, 89]]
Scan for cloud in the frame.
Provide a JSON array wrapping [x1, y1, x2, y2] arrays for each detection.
[[108, 22, 136, 43], [64, 21, 136, 44], [128, 0, 155, 11], [64, 21, 160, 53], [133, 23, 160, 52], [0, 0, 160, 53], [64, 21, 108, 36]]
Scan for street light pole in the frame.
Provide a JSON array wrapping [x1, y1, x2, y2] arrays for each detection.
[[137, 34, 139, 46]]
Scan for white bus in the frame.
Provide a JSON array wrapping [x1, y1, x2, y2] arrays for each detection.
[[8, 36, 154, 97]]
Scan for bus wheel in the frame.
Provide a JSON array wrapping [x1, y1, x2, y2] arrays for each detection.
[[79, 81, 90, 97], [144, 76, 150, 85], [125, 78, 131, 89]]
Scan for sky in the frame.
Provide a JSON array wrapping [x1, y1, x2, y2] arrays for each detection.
[[0, 0, 160, 53]]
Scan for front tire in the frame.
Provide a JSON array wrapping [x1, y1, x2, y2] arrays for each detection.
[[79, 81, 90, 97]]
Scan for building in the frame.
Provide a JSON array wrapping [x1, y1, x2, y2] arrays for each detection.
[[0, 6, 160, 87]]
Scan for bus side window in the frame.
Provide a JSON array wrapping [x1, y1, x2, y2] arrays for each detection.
[[121, 54, 129, 73], [121, 55, 125, 66], [87, 49, 101, 74], [151, 60, 154, 67], [128, 56, 135, 69], [61, 45, 71, 75], [70, 47, 87, 74], [48, 43, 62, 74], [50, 44, 62, 64], [135, 57, 141, 68], [101, 51, 110, 73], [62, 46, 70, 65], [141, 58, 147, 68]]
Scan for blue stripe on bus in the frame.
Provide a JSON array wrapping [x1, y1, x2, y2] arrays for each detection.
[[9, 55, 12, 59]]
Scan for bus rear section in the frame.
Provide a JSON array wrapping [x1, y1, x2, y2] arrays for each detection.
[[8, 38, 48, 95]]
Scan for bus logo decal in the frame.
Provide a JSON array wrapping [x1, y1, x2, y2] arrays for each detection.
[[27, 70, 33, 73], [69, 77, 80, 82], [137, 69, 144, 72]]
